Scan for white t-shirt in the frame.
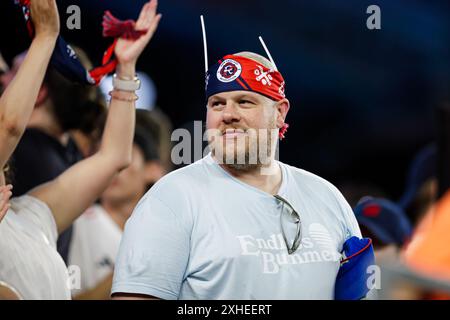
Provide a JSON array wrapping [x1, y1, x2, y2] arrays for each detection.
[[112, 154, 362, 300], [68, 205, 122, 296], [0, 195, 70, 300]]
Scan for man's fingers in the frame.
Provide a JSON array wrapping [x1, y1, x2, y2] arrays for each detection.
[[132, 0, 158, 29], [0, 191, 12, 219], [137, 0, 157, 29], [0, 185, 13, 200], [0, 203, 10, 220], [136, 2, 151, 27], [141, 15, 154, 31], [148, 0, 158, 14], [138, 13, 161, 46], [0, 185, 13, 193], [146, 14, 162, 39], [114, 0, 160, 64], [0, 190, 12, 203]]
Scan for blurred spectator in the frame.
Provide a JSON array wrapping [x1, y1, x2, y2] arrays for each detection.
[[354, 197, 412, 263], [0, 0, 161, 299], [404, 190, 450, 281], [70, 97, 107, 158], [0, 0, 67, 299], [68, 47, 108, 158], [401, 190, 450, 299], [398, 143, 437, 226], [2, 47, 104, 263], [136, 108, 173, 172], [68, 110, 168, 299]]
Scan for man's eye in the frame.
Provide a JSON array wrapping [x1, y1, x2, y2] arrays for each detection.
[[211, 101, 223, 107], [239, 100, 253, 105]]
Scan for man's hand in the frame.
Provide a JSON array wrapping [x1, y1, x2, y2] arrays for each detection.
[[115, 0, 162, 78], [0, 184, 13, 223], [30, 0, 60, 39]]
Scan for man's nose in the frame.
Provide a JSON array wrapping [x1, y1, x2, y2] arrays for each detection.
[[222, 101, 241, 124]]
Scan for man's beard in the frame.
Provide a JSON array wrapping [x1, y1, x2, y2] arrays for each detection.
[[210, 123, 278, 172]]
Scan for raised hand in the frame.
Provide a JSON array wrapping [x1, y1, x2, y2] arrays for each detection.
[[30, 0, 60, 39], [114, 0, 162, 78]]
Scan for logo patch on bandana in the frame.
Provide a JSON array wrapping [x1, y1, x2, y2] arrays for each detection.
[[254, 65, 273, 86], [217, 59, 242, 83]]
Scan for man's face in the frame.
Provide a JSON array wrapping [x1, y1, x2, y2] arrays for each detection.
[[206, 90, 281, 171], [101, 145, 149, 208]]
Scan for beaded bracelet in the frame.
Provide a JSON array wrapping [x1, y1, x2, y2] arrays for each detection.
[[109, 90, 139, 102]]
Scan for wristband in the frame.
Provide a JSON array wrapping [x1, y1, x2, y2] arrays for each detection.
[[113, 74, 141, 91]]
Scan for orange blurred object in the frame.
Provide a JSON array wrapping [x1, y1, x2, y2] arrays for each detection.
[[403, 190, 450, 284]]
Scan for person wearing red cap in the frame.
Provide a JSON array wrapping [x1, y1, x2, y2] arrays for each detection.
[[353, 197, 412, 263], [112, 48, 373, 300]]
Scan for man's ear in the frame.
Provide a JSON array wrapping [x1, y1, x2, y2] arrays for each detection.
[[275, 98, 290, 129], [144, 161, 165, 185], [35, 84, 49, 107]]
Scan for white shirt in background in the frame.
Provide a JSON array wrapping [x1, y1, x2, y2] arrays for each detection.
[[68, 205, 122, 297], [0, 195, 70, 300]]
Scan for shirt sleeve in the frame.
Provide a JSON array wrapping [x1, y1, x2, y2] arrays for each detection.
[[111, 193, 192, 300], [11, 195, 58, 247]]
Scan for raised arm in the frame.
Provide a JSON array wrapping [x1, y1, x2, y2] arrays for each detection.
[[0, 0, 59, 170], [30, 0, 162, 233]]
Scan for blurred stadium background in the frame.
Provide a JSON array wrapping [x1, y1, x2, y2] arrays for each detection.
[[1, 0, 449, 200]]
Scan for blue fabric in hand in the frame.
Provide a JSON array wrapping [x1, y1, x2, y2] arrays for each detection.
[[335, 236, 375, 300]]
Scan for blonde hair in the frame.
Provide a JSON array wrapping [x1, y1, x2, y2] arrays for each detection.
[[233, 51, 274, 70]]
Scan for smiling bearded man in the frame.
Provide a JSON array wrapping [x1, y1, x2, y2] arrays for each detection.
[[206, 52, 281, 173], [111, 47, 375, 300]]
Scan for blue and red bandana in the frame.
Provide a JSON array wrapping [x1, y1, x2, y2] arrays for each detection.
[[206, 54, 286, 102], [206, 54, 289, 139]]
